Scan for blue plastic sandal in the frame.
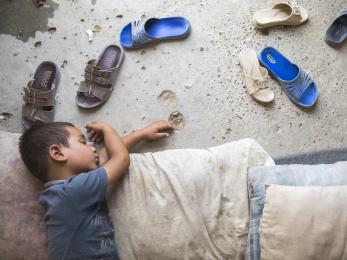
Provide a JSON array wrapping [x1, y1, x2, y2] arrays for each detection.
[[120, 15, 191, 49], [258, 46, 318, 108]]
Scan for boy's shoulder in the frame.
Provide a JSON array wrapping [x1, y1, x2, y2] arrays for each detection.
[[39, 167, 108, 210], [43, 167, 106, 190]]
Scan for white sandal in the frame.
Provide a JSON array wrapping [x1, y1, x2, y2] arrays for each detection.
[[253, 1, 308, 29], [239, 49, 274, 103]]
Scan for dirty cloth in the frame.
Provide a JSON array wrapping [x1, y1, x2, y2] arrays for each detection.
[[107, 138, 274, 260], [0, 130, 273, 260], [260, 185, 347, 260], [246, 162, 347, 260]]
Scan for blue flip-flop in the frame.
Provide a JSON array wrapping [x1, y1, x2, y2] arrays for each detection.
[[258, 46, 318, 108], [120, 15, 191, 49]]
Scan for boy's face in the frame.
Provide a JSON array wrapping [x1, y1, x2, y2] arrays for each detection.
[[64, 126, 99, 173]]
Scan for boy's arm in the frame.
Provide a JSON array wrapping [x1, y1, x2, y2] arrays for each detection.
[[123, 121, 173, 150], [94, 121, 173, 166], [122, 130, 148, 151], [86, 121, 129, 185]]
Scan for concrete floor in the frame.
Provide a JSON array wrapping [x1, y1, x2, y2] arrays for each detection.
[[0, 0, 347, 157]]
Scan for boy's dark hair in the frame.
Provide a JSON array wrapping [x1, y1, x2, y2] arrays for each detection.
[[19, 122, 74, 182]]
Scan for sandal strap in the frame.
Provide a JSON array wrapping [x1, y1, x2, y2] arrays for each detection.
[[131, 15, 153, 47], [243, 67, 271, 95], [22, 104, 53, 123], [243, 66, 270, 81], [282, 68, 313, 100], [273, 1, 302, 23], [78, 81, 112, 100], [23, 80, 56, 107], [287, 0, 300, 15], [249, 80, 270, 95], [84, 59, 118, 86]]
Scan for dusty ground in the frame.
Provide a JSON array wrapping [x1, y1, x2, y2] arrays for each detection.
[[0, 0, 347, 157]]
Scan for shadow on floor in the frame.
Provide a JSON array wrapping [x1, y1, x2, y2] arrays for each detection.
[[0, 0, 59, 42]]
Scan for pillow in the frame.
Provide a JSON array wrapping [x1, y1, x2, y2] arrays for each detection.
[[0, 131, 47, 260], [0, 130, 274, 260], [246, 163, 347, 260], [260, 185, 347, 260]]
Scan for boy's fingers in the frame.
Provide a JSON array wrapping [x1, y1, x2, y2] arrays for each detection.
[[87, 129, 95, 136], [156, 121, 173, 130], [158, 125, 174, 132], [156, 132, 170, 138], [87, 132, 94, 139], [165, 121, 174, 128], [93, 133, 101, 141], [89, 132, 98, 142], [85, 121, 98, 130], [89, 131, 102, 143]]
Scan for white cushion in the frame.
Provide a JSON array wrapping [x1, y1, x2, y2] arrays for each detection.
[[260, 185, 347, 260]]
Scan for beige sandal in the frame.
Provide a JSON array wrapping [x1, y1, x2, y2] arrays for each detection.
[[239, 49, 274, 103], [253, 1, 308, 29]]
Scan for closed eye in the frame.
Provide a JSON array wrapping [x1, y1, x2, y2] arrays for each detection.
[[79, 134, 87, 144]]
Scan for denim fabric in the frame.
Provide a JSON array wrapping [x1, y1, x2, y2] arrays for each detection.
[[246, 162, 347, 260]]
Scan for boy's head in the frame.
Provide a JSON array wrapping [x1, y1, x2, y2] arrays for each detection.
[[19, 122, 99, 182]]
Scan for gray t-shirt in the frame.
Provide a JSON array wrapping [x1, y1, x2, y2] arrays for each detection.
[[39, 167, 120, 260]]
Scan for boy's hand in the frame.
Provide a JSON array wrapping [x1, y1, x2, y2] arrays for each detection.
[[87, 120, 129, 184], [86, 121, 112, 143], [140, 120, 174, 140], [98, 120, 174, 162]]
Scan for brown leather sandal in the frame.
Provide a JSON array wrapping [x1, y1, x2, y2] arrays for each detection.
[[22, 61, 59, 129], [76, 45, 124, 108]]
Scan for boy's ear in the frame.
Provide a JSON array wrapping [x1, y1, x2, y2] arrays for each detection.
[[48, 144, 67, 162]]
